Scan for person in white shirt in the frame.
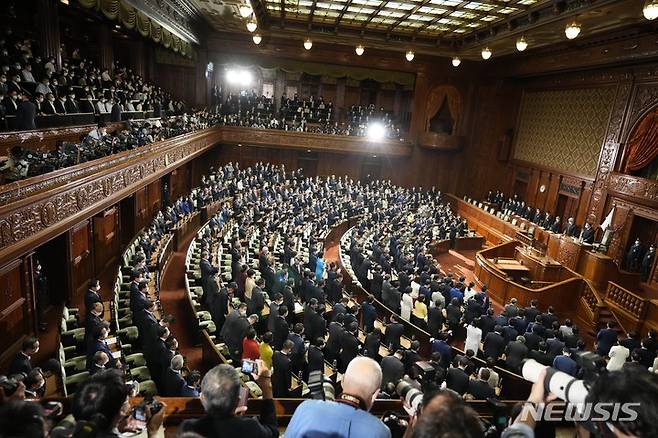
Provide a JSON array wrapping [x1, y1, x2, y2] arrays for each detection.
[[35, 78, 51, 96], [400, 290, 413, 321], [96, 98, 109, 113], [465, 318, 483, 356], [606, 340, 629, 371], [44, 58, 56, 76], [464, 282, 478, 301], [21, 65, 35, 83]]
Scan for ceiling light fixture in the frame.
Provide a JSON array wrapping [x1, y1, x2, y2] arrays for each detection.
[[481, 47, 492, 60], [355, 44, 365, 56], [516, 36, 528, 52], [405, 50, 415, 62], [246, 20, 258, 33], [367, 123, 386, 141], [565, 21, 581, 39], [304, 38, 313, 50], [239, 4, 253, 18], [452, 57, 461, 67], [643, 0, 658, 20], [252, 33, 262, 45]]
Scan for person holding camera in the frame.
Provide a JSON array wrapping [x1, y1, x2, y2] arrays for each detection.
[[285, 357, 391, 438], [179, 359, 277, 437], [72, 369, 167, 438]]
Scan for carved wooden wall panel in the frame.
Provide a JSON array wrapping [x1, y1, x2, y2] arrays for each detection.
[[93, 208, 120, 275], [67, 221, 92, 304], [0, 258, 32, 365]]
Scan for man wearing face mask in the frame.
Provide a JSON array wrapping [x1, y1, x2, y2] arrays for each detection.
[[35, 77, 50, 95], [64, 92, 79, 113], [0, 74, 7, 95], [97, 97, 109, 114], [33, 92, 44, 114], [2, 90, 18, 115], [43, 92, 57, 115], [7, 74, 22, 95], [55, 94, 67, 114]]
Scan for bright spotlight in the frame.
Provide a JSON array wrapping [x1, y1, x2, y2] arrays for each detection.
[[226, 69, 253, 87], [367, 123, 386, 141]]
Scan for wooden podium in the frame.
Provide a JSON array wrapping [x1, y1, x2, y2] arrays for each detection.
[[546, 234, 584, 271]]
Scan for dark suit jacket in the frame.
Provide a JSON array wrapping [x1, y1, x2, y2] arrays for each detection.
[[505, 341, 528, 370], [271, 315, 290, 351], [179, 399, 278, 438], [272, 351, 292, 397], [446, 367, 469, 395], [326, 322, 344, 356], [364, 333, 381, 359], [15, 100, 36, 130], [84, 289, 101, 315], [9, 352, 32, 376], [468, 379, 495, 400], [596, 328, 618, 356], [483, 332, 506, 360], [380, 356, 404, 390], [339, 331, 360, 371], [110, 104, 122, 122], [162, 368, 185, 397], [303, 308, 326, 343], [307, 345, 325, 376], [385, 323, 404, 351], [130, 290, 150, 315]]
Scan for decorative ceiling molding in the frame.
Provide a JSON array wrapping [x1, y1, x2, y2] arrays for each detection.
[[125, 0, 200, 43]]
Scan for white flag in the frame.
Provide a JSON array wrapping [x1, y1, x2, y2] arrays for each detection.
[[601, 207, 615, 231]]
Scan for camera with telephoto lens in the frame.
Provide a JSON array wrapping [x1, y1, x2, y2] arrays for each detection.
[[522, 351, 606, 406], [0, 373, 26, 397], [395, 380, 424, 415], [307, 370, 335, 401]]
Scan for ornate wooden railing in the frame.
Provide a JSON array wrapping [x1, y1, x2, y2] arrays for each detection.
[[604, 282, 649, 332]]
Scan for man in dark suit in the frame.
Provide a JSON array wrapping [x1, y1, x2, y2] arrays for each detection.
[[380, 350, 405, 390], [385, 314, 404, 352], [208, 281, 231, 331], [361, 295, 377, 333], [364, 328, 382, 359], [84, 279, 102, 318], [446, 358, 470, 395], [505, 336, 529, 372], [528, 342, 552, 366], [272, 341, 293, 397], [130, 281, 151, 315], [523, 300, 541, 324], [564, 217, 579, 237], [271, 306, 290, 350], [307, 338, 326, 378], [162, 355, 186, 397], [287, 323, 306, 374], [596, 321, 618, 356], [247, 278, 266, 317], [339, 322, 360, 373], [86, 324, 114, 370], [303, 299, 326, 343], [483, 326, 506, 360], [467, 368, 496, 400], [9, 336, 39, 376], [524, 325, 543, 352], [110, 98, 122, 122], [15, 94, 36, 130], [581, 223, 595, 244], [65, 92, 79, 113], [325, 314, 345, 363], [200, 252, 219, 304], [85, 302, 106, 352]]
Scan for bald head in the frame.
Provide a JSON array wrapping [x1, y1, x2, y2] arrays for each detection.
[[342, 357, 382, 410]]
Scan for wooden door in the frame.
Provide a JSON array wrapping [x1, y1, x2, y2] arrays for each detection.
[[68, 221, 93, 304], [93, 208, 120, 276]]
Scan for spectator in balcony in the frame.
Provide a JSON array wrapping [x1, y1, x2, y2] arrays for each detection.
[[21, 63, 35, 83], [15, 93, 36, 130], [3, 89, 18, 115], [65, 91, 79, 113], [54, 94, 67, 114], [34, 77, 50, 96], [110, 97, 122, 122], [42, 93, 57, 115], [96, 96, 109, 114], [0, 74, 7, 95]]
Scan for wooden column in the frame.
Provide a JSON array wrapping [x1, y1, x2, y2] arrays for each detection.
[[408, 71, 428, 143], [98, 24, 114, 72], [37, 0, 61, 70], [131, 40, 146, 78]]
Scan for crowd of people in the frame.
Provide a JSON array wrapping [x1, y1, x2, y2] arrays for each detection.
[[211, 89, 402, 139], [2, 163, 658, 438], [486, 191, 656, 281], [0, 112, 213, 181], [0, 28, 187, 131]]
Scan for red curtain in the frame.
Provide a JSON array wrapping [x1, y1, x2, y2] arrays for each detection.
[[624, 107, 658, 172]]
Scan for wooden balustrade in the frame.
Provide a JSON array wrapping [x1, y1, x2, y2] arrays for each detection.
[[604, 282, 649, 332]]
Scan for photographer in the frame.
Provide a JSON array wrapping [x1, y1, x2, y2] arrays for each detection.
[[285, 357, 390, 438], [179, 359, 277, 437], [72, 369, 166, 438]]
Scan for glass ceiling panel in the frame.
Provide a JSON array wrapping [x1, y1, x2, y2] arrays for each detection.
[[271, 0, 548, 36]]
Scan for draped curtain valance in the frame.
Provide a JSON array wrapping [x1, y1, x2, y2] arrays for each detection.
[[77, 0, 194, 58], [216, 56, 416, 88], [624, 106, 658, 172]]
